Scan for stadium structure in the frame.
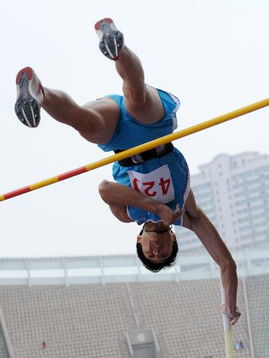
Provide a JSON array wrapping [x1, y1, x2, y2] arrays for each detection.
[[0, 248, 268, 358]]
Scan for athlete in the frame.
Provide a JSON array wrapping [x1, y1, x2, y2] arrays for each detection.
[[14, 18, 240, 324]]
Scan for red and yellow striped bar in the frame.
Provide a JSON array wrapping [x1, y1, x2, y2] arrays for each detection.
[[0, 98, 268, 202]]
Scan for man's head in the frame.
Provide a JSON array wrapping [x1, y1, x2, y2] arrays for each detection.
[[136, 224, 178, 273]]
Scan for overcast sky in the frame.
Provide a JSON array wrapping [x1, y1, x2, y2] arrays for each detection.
[[0, 0, 268, 258]]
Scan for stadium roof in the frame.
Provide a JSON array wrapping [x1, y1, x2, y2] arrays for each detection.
[[0, 248, 268, 286]]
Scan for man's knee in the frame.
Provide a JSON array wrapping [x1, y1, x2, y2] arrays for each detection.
[[98, 180, 109, 197], [98, 179, 111, 203], [77, 99, 119, 143]]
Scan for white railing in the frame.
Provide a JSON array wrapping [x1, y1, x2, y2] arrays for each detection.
[[0, 248, 268, 286]]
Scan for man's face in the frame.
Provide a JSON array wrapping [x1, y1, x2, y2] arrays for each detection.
[[137, 230, 176, 263]]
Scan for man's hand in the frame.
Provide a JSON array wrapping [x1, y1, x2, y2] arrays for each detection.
[[221, 304, 241, 325], [156, 204, 183, 226]]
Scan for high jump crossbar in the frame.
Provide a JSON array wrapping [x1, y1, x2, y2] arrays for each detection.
[[0, 98, 268, 202]]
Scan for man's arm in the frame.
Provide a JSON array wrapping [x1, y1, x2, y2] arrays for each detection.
[[183, 190, 240, 325], [98, 180, 182, 226]]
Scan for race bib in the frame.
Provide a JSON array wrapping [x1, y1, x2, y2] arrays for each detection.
[[128, 165, 175, 204]]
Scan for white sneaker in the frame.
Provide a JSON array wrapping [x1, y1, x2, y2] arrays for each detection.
[[15, 67, 44, 128], [95, 18, 124, 61]]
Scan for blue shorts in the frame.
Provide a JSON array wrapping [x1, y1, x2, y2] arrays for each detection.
[[98, 88, 189, 226], [113, 149, 190, 226]]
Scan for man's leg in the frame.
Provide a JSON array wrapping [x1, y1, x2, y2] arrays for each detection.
[[96, 18, 165, 124], [41, 88, 119, 144], [14, 19, 162, 141], [14, 67, 119, 144]]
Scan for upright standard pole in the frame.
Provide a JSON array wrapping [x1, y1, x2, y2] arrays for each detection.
[[220, 283, 234, 358], [0, 98, 268, 202]]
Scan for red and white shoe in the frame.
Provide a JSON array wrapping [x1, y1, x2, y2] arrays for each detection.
[[95, 18, 124, 61], [14, 67, 44, 128]]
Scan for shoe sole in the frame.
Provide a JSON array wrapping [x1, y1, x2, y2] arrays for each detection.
[[95, 18, 123, 60], [15, 67, 40, 128]]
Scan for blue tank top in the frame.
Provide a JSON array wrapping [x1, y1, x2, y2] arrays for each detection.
[[98, 88, 180, 151], [97, 88, 189, 226]]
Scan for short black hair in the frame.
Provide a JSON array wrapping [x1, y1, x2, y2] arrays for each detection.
[[136, 228, 178, 273]]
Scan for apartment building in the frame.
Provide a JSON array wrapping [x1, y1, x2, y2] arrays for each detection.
[[177, 152, 269, 251]]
